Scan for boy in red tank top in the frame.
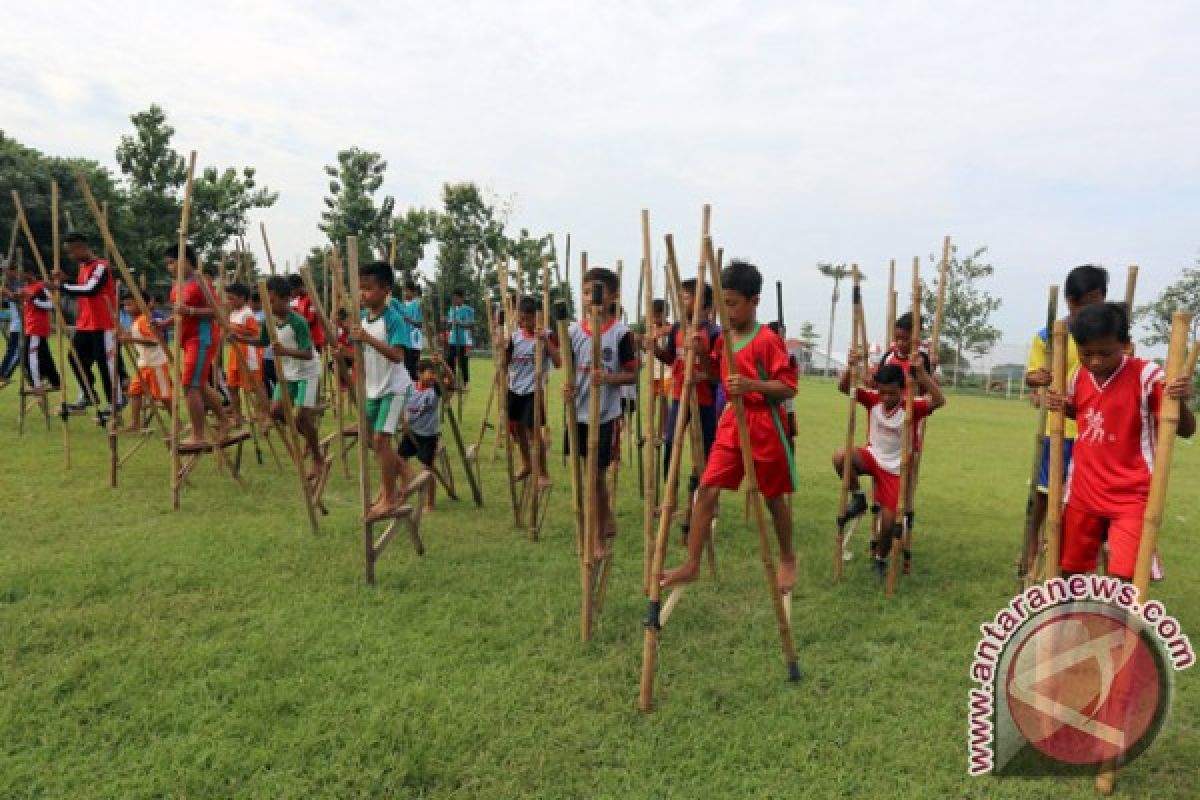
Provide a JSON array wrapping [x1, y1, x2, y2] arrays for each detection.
[[660, 260, 797, 593], [1045, 303, 1194, 579]]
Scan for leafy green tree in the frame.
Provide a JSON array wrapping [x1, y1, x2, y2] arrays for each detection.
[[507, 228, 553, 298], [1, 133, 128, 273], [432, 183, 507, 344], [319, 147, 394, 260], [1136, 263, 1200, 347], [797, 320, 819, 347], [922, 244, 1002, 386], [392, 207, 437, 283], [190, 166, 277, 266], [115, 105, 186, 277]]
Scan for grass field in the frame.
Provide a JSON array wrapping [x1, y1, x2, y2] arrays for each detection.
[[1, 361, 1196, 799]]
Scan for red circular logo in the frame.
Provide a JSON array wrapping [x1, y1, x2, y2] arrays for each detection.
[[1005, 610, 1162, 765]]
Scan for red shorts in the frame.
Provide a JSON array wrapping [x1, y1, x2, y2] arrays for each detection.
[[1061, 504, 1144, 578], [700, 408, 792, 499], [857, 447, 899, 512], [225, 357, 262, 389], [182, 338, 218, 389]]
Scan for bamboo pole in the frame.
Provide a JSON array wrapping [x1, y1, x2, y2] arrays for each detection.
[[528, 259, 553, 539], [558, 297, 586, 560], [103, 203, 122, 485], [640, 211, 657, 594], [1096, 310, 1190, 796], [930, 236, 951, 359], [885, 257, 921, 595], [638, 234, 708, 711], [833, 267, 862, 581], [581, 275, 604, 641], [885, 259, 896, 346], [1123, 265, 1138, 317], [703, 236, 801, 680], [260, 222, 277, 275], [1020, 286, 1059, 587], [51, 182, 72, 468], [346, 238, 378, 582], [1042, 320, 1068, 580], [498, 266, 521, 524]]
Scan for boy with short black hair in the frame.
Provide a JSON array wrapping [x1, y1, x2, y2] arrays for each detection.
[[653, 278, 720, 536], [224, 283, 261, 428], [12, 263, 59, 394], [1045, 303, 1194, 579], [234, 276, 324, 478], [564, 267, 640, 562], [834, 354, 945, 574], [399, 358, 441, 512], [288, 273, 325, 352], [399, 281, 424, 379], [660, 260, 797, 591], [446, 288, 474, 389], [1024, 265, 1108, 539], [165, 243, 231, 452], [350, 261, 413, 520], [119, 292, 170, 433], [502, 295, 562, 487]]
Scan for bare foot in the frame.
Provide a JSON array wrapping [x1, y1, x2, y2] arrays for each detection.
[[364, 500, 397, 521], [660, 560, 700, 589], [537, 474, 552, 490], [513, 467, 531, 482], [177, 437, 211, 453], [777, 556, 797, 595]]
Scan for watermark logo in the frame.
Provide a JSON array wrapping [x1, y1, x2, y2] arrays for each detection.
[[967, 576, 1193, 777]]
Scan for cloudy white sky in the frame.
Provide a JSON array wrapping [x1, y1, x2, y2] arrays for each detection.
[[4, 1, 1198, 360]]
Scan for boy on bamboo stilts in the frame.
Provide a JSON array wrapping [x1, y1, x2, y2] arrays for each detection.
[[289, 274, 326, 353], [649, 298, 671, 450], [446, 288, 475, 390], [349, 261, 413, 521], [399, 280, 424, 380], [118, 292, 170, 433], [652, 279, 719, 541], [224, 283, 262, 429], [660, 261, 797, 592], [252, 290, 278, 398], [834, 356, 945, 576], [165, 244, 231, 453], [1044, 304, 1194, 580], [233, 276, 324, 479], [502, 295, 561, 487], [10, 264, 60, 394], [564, 267, 639, 563], [1023, 266, 1107, 565], [400, 359, 442, 513]]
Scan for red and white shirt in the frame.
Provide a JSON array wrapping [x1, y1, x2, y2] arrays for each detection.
[[23, 281, 52, 338], [855, 388, 933, 474], [291, 295, 325, 349], [1065, 356, 1164, 515], [62, 257, 116, 331]]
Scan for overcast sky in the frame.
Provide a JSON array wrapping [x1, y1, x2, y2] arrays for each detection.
[[4, 1, 1198, 360]]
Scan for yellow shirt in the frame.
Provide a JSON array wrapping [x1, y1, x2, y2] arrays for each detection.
[[1026, 323, 1079, 439]]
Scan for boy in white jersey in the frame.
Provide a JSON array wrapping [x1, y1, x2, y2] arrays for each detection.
[[233, 276, 324, 481], [563, 267, 640, 562], [350, 261, 413, 521], [833, 355, 945, 574], [400, 358, 441, 513], [502, 295, 562, 488]]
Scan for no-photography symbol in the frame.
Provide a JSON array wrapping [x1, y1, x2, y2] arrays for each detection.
[[1004, 607, 1169, 767]]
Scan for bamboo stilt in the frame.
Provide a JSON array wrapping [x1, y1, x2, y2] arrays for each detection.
[[169, 153, 198, 511], [833, 267, 863, 581]]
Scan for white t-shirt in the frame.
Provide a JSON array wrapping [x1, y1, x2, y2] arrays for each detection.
[[856, 388, 933, 473], [361, 304, 412, 399]]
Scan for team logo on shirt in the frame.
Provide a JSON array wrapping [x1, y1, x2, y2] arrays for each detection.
[[1080, 408, 1107, 445]]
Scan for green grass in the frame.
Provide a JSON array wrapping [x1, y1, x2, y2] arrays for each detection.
[[1, 362, 1196, 799]]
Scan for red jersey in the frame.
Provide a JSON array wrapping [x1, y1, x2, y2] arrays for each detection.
[[291, 295, 325, 349], [62, 258, 116, 331], [855, 388, 933, 473], [169, 276, 217, 345], [23, 281, 52, 338], [1065, 356, 1164, 516], [661, 321, 718, 404], [709, 323, 797, 454]]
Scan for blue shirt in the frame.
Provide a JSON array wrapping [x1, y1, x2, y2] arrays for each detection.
[[387, 297, 412, 351], [403, 300, 424, 348], [447, 304, 474, 347]]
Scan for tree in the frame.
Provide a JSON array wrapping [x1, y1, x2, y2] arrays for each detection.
[[190, 165, 277, 266], [797, 320, 820, 347], [319, 147, 395, 260], [921, 244, 1002, 387], [506, 228, 554, 299], [1136, 263, 1200, 346], [816, 263, 859, 375], [115, 105, 186, 277], [0, 133, 129, 274], [432, 183, 507, 344], [391, 207, 437, 282]]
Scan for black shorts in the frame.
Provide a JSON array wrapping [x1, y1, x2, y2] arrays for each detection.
[[507, 390, 543, 429], [399, 432, 439, 467], [564, 419, 616, 470]]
